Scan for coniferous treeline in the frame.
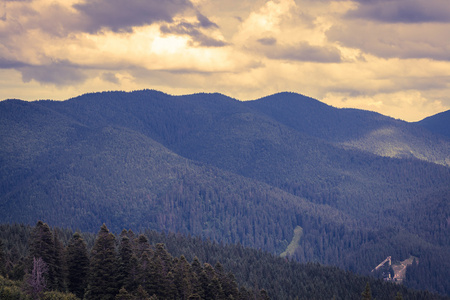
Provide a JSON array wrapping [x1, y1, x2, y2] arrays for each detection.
[[1, 222, 448, 300], [0, 221, 267, 300]]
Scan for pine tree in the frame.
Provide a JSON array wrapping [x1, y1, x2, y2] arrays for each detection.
[[260, 289, 270, 300], [173, 255, 193, 299], [361, 282, 372, 300], [28, 221, 57, 290], [395, 292, 403, 300], [115, 287, 133, 300], [66, 232, 90, 298], [85, 224, 118, 300], [136, 234, 152, 259], [166, 271, 178, 299], [191, 257, 203, 276], [138, 251, 152, 293], [118, 234, 140, 293], [135, 285, 150, 300], [52, 231, 65, 291]]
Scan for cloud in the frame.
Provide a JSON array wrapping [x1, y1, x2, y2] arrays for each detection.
[[19, 60, 87, 85], [160, 16, 227, 47], [257, 37, 277, 46], [0, 57, 28, 68], [101, 72, 120, 84], [327, 22, 450, 60], [265, 42, 342, 63], [347, 0, 450, 23], [322, 90, 448, 121], [196, 12, 218, 28], [73, 0, 193, 33]]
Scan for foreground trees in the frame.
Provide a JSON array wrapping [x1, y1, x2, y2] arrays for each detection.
[[66, 232, 89, 298], [1, 221, 445, 299], [13, 221, 265, 299]]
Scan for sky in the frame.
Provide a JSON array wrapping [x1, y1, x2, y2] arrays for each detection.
[[1, 0, 450, 121]]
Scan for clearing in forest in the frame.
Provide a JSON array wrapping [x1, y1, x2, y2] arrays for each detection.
[[280, 226, 303, 258]]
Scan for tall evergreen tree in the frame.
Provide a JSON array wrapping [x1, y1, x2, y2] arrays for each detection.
[[395, 292, 403, 300], [135, 285, 150, 300], [136, 234, 152, 260], [118, 234, 139, 292], [66, 232, 90, 298], [85, 224, 118, 300], [28, 221, 57, 290], [52, 231, 65, 291], [361, 282, 372, 300], [115, 287, 133, 300], [173, 255, 193, 299], [137, 251, 152, 293]]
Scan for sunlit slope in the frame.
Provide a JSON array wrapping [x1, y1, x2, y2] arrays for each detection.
[[246, 92, 450, 166]]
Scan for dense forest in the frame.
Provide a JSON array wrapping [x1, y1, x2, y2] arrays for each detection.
[[1, 90, 449, 295], [1, 222, 447, 300]]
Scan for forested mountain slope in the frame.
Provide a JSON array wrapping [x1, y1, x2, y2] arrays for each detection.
[[246, 92, 450, 166], [416, 110, 450, 139], [1, 90, 449, 295]]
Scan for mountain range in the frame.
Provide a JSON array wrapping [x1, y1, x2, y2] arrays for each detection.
[[1, 90, 449, 295]]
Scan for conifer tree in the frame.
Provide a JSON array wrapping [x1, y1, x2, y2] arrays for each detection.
[[395, 292, 403, 300], [28, 221, 57, 290], [154, 243, 172, 272], [66, 232, 89, 298], [136, 234, 152, 259], [173, 255, 193, 299], [361, 282, 372, 300], [260, 289, 270, 300], [148, 253, 166, 299], [85, 224, 118, 300], [191, 257, 203, 276], [166, 271, 178, 299], [138, 251, 152, 293], [118, 234, 139, 292], [135, 285, 150, 300], [115, 287, 133, 300], [52, 231, 65, 291]]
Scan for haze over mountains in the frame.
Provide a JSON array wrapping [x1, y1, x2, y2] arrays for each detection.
[[1, 90, 449, 295]]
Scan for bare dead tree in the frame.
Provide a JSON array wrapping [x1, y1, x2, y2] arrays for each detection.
[[26, 257, 48, 300]]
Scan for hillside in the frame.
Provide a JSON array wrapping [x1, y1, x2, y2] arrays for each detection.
[[416, 110, 450, 139], [246, 92, 450, 166], [1, 90, 449, 295]]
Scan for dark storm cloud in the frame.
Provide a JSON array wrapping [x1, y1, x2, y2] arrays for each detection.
[[196, 12, 218, 28], [347, 0, 450, 23], [0, 57, 28, 69], [266, 42, 342, 63], [160, 17, 227, 47], [73, 0, 193, 33], [19, 60, 87, 85], [257, 37, 277, 46]]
